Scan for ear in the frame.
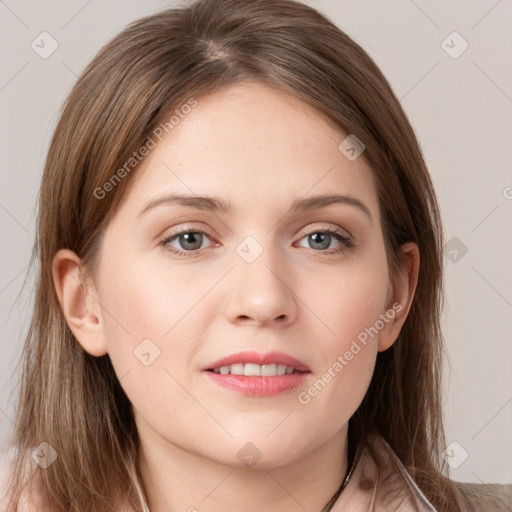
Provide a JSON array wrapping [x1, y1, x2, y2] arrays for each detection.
[[52, 249, 108, 357], [377, 242, 420, 352]]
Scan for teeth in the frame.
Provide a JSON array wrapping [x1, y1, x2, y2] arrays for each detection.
[[261, 364, 276, 376], [244, 363, 261, 376], [230, 363, 244, 375], [213, 363, 298, 376]]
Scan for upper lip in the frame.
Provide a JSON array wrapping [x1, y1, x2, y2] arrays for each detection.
[[204, 351, 310, 372]]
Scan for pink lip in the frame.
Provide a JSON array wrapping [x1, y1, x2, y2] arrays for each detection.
[[204, 371, 310, 396], [203, 350, 310, 372], [202, 350, 311, 397]]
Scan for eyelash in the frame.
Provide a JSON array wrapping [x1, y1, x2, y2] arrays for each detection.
[[159, 226, 354, 258]]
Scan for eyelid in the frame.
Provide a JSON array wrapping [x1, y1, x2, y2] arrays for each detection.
[[158, 223, 215, 241], [296, 222, 353, 240], [159, 222, 352, 243], [158, 222, 355, 257]]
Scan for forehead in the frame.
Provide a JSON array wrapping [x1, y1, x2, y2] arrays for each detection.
[[117, 81, 379, 220]]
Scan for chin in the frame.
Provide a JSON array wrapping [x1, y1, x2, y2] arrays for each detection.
[[204, 438, 308, 470]]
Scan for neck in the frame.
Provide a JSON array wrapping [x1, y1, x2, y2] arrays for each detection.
[[136, 422, 349, 512]]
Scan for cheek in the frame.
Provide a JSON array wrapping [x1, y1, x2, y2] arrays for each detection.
[[94, 248, 218, 414], [93, 251, 186, 387], [99, 257, 168, 332], [294, 252, 389, 424], [97, 248, 206, 345], [308, 254, 390, 351]]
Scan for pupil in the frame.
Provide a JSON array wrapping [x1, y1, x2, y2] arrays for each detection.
[[181, 232, 202, 250], [310, 233, 329, 250]]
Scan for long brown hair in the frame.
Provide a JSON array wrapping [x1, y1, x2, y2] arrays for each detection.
[[5, 0, 467, 510]]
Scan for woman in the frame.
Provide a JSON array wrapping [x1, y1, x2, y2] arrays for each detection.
[[1, 0, 511, 510]]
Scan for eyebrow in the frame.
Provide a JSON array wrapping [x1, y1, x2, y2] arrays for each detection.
[[138, 193, 372, 222]]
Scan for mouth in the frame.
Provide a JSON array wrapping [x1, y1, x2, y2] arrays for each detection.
[[206, 363, 306, 376], [202, 351, 311, 396]]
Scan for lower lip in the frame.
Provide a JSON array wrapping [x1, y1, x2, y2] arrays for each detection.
[[203, 371, 310, 396]]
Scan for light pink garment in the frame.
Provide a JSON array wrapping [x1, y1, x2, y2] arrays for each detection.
[[328, 436, 436, 511]]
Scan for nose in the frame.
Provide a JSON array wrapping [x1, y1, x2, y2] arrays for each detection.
[[223, 247, 299, 328]]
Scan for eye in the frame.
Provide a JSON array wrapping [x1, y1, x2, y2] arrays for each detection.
[[159, 226, 353, 258], [160, 228, 216, 257], [296, 228, 353, 254]]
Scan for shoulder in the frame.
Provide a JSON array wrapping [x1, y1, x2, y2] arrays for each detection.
[[454, 481, 512, 512], [0, 446, 139, 512], [0, 445, 46, 512], [0, 445, 15, 512], [329, 435, 437, 511], [360, 434, 512, 512]]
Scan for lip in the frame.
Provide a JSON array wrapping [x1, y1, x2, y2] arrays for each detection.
[[202, 350, 311, 397], [204, 371, 310, 396], [203, 350, 310, 372]]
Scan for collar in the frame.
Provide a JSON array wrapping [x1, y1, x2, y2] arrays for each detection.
[[329, 435, 437, 511]]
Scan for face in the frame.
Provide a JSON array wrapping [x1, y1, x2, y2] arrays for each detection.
[[79, 82, 404, 469]]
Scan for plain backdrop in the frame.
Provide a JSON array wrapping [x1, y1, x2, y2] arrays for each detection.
[[0, 0, 511, 484]]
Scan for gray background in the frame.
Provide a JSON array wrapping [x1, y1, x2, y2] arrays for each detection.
[[0, 0, 511, 484]]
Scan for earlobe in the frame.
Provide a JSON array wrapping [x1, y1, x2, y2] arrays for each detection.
[[377, 242, 420, 352], [52, 249, 108, 357]]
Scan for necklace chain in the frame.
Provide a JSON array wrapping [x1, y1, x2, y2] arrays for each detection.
[[320, 443, 361, 512]]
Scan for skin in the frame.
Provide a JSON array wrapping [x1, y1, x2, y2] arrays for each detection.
[[53, 81, 419, 512]]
